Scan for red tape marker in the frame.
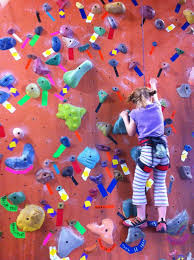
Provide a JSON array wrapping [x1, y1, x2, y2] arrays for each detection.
[[108, 28, 114, 39], [72, 160, 82, 174], [56, 203, 64, 226], [68, 48, 74, 60]]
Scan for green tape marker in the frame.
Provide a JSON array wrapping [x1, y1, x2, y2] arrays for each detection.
[[42, 90, 48, 106], [10, 222, 25, 238], [29, 34, 40, 47], [17, 95, 31, 106], [53, 144, 66, 158], [74, 221, 86, 235], [0, 196, 18, 212]]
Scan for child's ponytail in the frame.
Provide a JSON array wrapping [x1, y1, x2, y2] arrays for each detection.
[[127, 88, 156, 108]]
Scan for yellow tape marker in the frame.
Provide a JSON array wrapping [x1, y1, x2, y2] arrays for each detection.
[[86, 12, 94, 23], [89, 32, 99, 43], [58, 188, 69, 202], [121, 163, 130, 175], [42, 48, 55, 57], [166, 24, 176, 32], [181, 150, 188, 162], [82, 167, 91, 181], [9, 47, 21, 60], [2, 101, 16, 113]]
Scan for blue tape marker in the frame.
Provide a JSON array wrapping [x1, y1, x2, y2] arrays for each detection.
[[168, 181, 173, 194], [108, 0, 113, 2], [131, 0, 138, 6], [120, 239, 146, 254], [53, 163, 60, 174], [181, 21, 190, 31], [97, 183, 108, 198], [46, 11, 55, 21], [147, 221, 158, 227], [192, 132, 194, 137], [43, 204, 57, 217], [112, 155, 119, 168], [107, 178, 118, 193], [175, 3, 181, 13], [134, 66, 143, 77], [83, 196, 93, 210], [79, 8, 87, 19], [170, 53, 179, 62], [59, 85, 70, 97]]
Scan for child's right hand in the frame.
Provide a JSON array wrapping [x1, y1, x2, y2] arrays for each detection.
[[149, 78, 157, 90]]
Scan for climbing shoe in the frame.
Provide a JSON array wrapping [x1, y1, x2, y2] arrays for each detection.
[[123, 216, 147, 228], [156, 218, 167, 233]]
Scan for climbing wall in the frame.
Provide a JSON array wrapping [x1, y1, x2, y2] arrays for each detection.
[[0, 0, 193, 259]]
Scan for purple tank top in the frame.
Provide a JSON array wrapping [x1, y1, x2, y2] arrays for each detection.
[[129, 102, 165, 140]]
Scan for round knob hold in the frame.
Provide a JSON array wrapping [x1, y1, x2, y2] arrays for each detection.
[[13, 128, 24, 139]]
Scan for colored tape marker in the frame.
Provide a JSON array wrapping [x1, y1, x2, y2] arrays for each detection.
[[105, 167, 113, 178], [95, 205, 115, 209], [58, 64, 67, 72], [12, 33, 22, 43], [74, 221, 86, 235], [147, 221, 158, 227], [175, 3, 181, 13], [46, 183, 53, 195], [97, 183, 108, 198], [98, 238, 116, 252], [59, 85, 70, 97], [25, 59, 32, 70], [58, 188, 69, 202], [59, 9, 65, 18], [166, 24, 176, 32], [46, 11, 55, 21], [112, 155, 119, 168], [134, 65, 143, 77], [120, 239, 146, 254], [86, 12, 94, 23], [101, 11, 108, 20], [121, 162, 130, 175], [80, 252, 88, 260], [108, 27, 115, 39], [21, 38, 30, 49], [181, 21, 190, 31], [50, 31, 60, 36], [7, 138, 18, 151], [9, 47, 21, 60], [29, 34, 40, 46], [43, 204, 57, 217], [170, 52, 179, 62], [0, 196, 18, 212], [72, 160, 81, 174], [43, 232, 53, 246], [83, 196, 93, 210], [52, 163, 60, 174], [75, 131, 82, 142], [10, 222, 25, 238], [107, 178, 118, 193], [47, 73, 55, 86], [17, 95, 31, 105], [131, 0, 138, 6], [43, 48, 55, 57], [42, 90, 48, 106], [68, 48, 74, 60], [5, 165, 33, 174], [56, 208, 64, 226], [53, 144, 66, 158], [89, 32, 99, 43], [82, 167, 91, 181], [79, 8, 87, 19]]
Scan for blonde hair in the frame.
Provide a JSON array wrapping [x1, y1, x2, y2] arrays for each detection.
[[127, 87, 156, 108]]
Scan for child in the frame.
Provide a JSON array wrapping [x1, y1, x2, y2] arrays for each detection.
[[120, 78, 169, 233]]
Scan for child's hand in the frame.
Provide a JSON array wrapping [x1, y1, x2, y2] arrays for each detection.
[[149, 78, 157, 90], [120, 110, 129, 119]]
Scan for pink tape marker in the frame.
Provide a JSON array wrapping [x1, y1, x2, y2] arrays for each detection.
[[5, 165, 33, 174], [58, 64, 67, 72], [50, 31, 60, 36], [46, 74, 55, 86], [21, 38, 30, 49], [54, 93, 64, 101], [42, 232, 53, 246]]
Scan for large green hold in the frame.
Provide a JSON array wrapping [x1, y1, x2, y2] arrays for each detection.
[[56, 103, 87, 131], [37, 77, 51, 90], [8, 192, 26, 205], [96, 122, 112, 137], [45, 53, 61, 65], [63, 60, 93, 88], [98, 90, 108, 103], [94, 26, 106, 36]]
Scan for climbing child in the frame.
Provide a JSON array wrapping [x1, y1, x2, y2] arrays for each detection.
[[120, 78, 169, 233]]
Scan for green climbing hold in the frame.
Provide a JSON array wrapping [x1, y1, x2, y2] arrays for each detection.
[[94, 26, 106, 36], [0, 196, 18, 212], [63, 60, 93, 88], [37, 77, 51, 91], [56, 103, 87, 131], [8, 192, 26, 205], [98, 90, 108, 103], [175, 48, 184, 55], [45, 53, 61, 65], [96, 122, 112, 136]]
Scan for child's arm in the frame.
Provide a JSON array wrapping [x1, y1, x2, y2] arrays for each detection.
[[149, 78, 160, 104], [120, 111, 136, 136]]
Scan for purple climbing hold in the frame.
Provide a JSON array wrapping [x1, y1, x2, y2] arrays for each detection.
[[95, 144, 111, 151], [7, 28, 16, 35], [33, 57, 50, 76], [60, 25, 74, 38], [91, 43, 101, 50], [140, 5, 156, 20]]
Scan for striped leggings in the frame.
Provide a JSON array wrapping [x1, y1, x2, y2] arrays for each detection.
[[132, 146, 169, 207]]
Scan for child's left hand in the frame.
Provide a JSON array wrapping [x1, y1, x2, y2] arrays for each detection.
[[120, 110, 129, 119]]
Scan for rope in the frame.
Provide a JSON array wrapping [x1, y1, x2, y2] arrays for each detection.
[[140, 0, 146, 86]]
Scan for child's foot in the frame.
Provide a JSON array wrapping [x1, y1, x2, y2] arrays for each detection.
[[123, 216, 147, 228], [156, 218, 167, 233]]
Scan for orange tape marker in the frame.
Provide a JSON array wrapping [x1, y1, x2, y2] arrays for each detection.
[[116, 91, 123, 101], [75, 131, 82, 142], [46, 183, 53, 195], [101, 11, 108, 20], [86, 50, 93, 59], [98, 50, 104, 60], [95, 205, 115, 209], [98, 238, 116, 252], [105, 167, 113, 178], [170, 124, 176, 134], [25, 59, 32, 70], [171, 111, 176, 119], [106, 151, 112, 162]]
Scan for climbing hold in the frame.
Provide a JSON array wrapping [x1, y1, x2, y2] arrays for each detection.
[[0, 90, 10, 103], [62, 37, 79, 48], [130, 146, 141, 162], [5, 144, 35, 170], [140, 5, 156, 20], [89, 188, 98, 198], [107, 16, 118, 29], [0, 37, 16, 50], [190, 224, 194, 234], [58, 227, 84, 257], [161, 62, 170, 70], [26, 83, 40, 98], [87, 219, 114, 245], [114, 148, 122, 155], [33, 57, 50, 76], [36, 168, 54, 184], [89, 173, 103, 184], [155, 19, 165, 30], [7, 192, 26, 205], [43, 3, 52, 11], [112, 87, 119, 92], [76, 2, 84, 9], [94, 26, 106, 36], [175, 48, 184, 55], [98, 90, 108, 103], [125, 227, 144, 244], [117, 44, 127, 54], [62, 166, 73, 177], [96, 122, 112, 137], [183, 9, 194, 24], [179, 166, 192, 180], [37, 77, 51, 91], [70, 155, 76, 162], [27, 54, 37, 60], [105, 2, 126, 14], [16, 204, 45, 232], [122, 198, 137, 218], [77, 147, 100, 169], [164, 126, 172, 136], [167, 210, 189, 236], [113, 169, 123, 181], [35, 26, 43, 36], [184, 144, 192, 152], [112, 112, 130, 134], [60, 136, 71, 147], [91, 43, 101, 50], [45, 53, 61, 65], [129, 61, 139, 70], [63, 60, 93, 88], [101, 161, 107, 167], [78, 43, 90, 52], [60, 25, 74, 38], [91, 3, 102, 14], [52, 36, 61, 52], [176, 84, 191, 98], [164, 118, 173, 125], [7, 28, 16, 34], [56, 103, 87, 131], [95, 144, 111, 151], [13, 128, 24, 139], [0, 74, 15, 87]]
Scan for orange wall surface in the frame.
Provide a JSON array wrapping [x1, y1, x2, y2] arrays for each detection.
[[0, 0, 193, 259]]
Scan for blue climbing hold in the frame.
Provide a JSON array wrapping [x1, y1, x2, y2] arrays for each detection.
[[130, 146, 141, 162], [77, 147, 100, 169], [52, 36, 61, 52], [112, 112, 130, 134], [0, 74, 15, 87], [0, 90, 10, 104], [0, 37, 16, 50], [109, 59, 118, 67], [5, 144, 35, 170], [60, 136, 71, 147], [117, 44, 127, 54], [184, 145, 192, 152], [107, 16, 118, 29], [91, 43, 101, 50]]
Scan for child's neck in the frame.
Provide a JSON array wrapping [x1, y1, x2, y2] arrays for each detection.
[[137, 100, 152, 108]]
